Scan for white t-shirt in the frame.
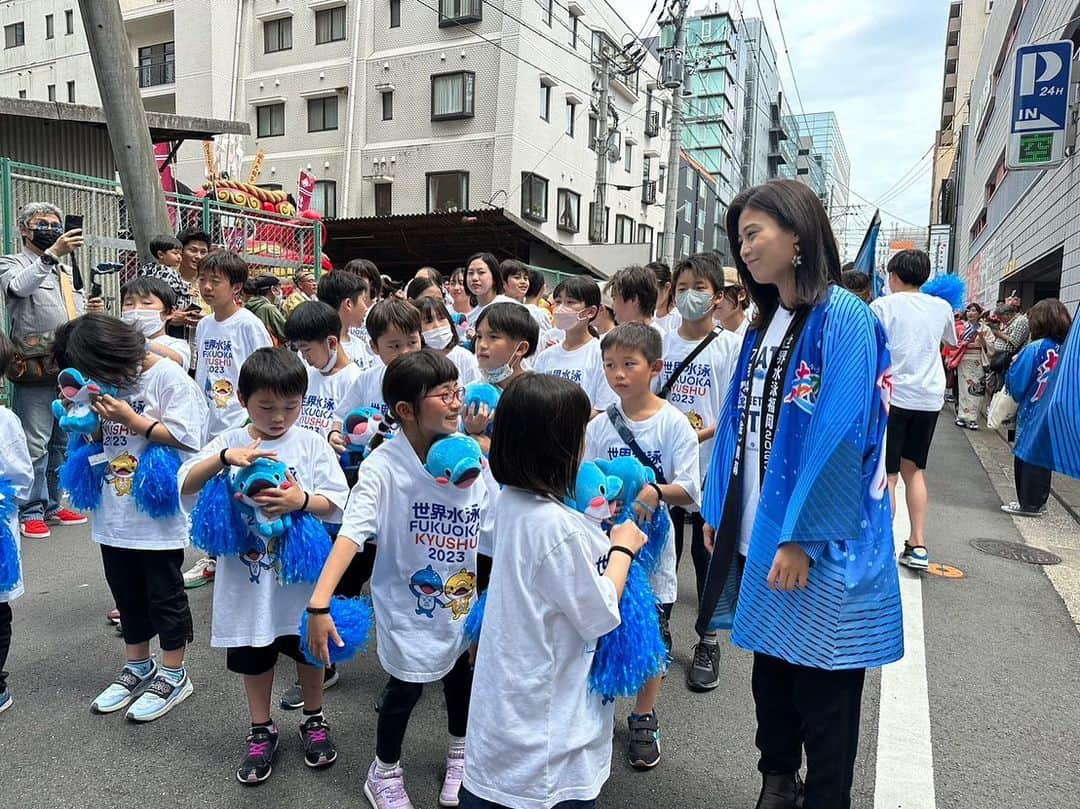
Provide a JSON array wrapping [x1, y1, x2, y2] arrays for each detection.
[[195, 308, 273, 439], [740, 308, 795, 556], [335, 362, 389, 419], [338, 436, 493, 682], [298, 364, 363, 438], [178, 426, 349, 648], [341, 333, 377, 371], [657, 328, 741, 482], [153, 334, 192, 371], [531, 339, 617, 411], [463, 488, 620, 809], [653, 309, 682, 335], [466, 294, 525, 331], [0, 408, 34, 602], [94, 359, 208, 550], [526, 303, 554, 332], [584, 402, 700, 604], [871, 291, 957, 411], [446, 345, 481, 387]]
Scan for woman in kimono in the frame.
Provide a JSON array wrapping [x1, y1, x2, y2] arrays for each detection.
[[695, 180, 903, 809]]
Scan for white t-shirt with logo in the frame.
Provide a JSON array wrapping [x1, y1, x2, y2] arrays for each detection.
[[740, 308, 794, 556], [338, 435, 493, 682], [446, 345, 481, 387], [154, 334, 192, 371], [0, 408, 34, 602], [870, 291, 957, 411], [335, 362, 389, 420], [463, 487, 620, 809], [531, 339, 617, 411], [298, 364, 363, 438], [341, 333, 377, 371], [94, 359, 208, 550], [195, 308, 273, 439], [178, 426, 349, 648], [657, 328, 741, 481], [584, 402, 700, 604], [653, 309, 682, 335]]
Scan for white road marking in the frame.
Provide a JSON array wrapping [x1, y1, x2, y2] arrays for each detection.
[[874, 482, 937, 809]]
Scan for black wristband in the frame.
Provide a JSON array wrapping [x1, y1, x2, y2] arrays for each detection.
[[648, 482, 663, 502], [219, 447, 230, 467], [327, 429, 342, 443], [144, 420, 160, 440], [301, 491, 310, 512], [610, 545, 636, 561], [305, 605, 330, 615]]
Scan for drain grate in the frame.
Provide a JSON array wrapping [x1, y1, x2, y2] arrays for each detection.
[[970, 539, 1061, 565]]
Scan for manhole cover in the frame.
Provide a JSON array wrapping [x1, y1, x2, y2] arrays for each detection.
[[970, 539, 1061, 565], [926, 563, 965, 578]]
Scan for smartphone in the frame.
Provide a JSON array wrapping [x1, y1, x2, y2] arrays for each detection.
[[63, 214, 83, 234], [186, 303, 202, 313]]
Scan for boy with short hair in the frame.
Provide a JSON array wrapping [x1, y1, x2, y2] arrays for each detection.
[[317, 271, 374, 370], [607, 265, 660, 334], [660, 253, 741, 693], [120, 276, 193, 370], [285, 301, 363, 438], [714, 266, 750, 338], [585, 322, 700, 771]]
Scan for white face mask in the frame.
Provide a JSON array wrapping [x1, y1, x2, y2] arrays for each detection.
[[318, 342, 339, 375], [121, 309, 165, 337], [423, 324, 454, 350], [553, 306, 590, 332], [675, 289, 715, 322], [481, 341, 525, 385]]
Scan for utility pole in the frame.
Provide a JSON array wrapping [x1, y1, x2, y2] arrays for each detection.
[[661, 0, 689, 267], [590, 45, 612, 244], [79, 1, 172, 258]]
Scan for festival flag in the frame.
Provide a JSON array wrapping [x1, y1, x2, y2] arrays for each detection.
[[853, 209, 882, 297], [298, 170, 316, 212]]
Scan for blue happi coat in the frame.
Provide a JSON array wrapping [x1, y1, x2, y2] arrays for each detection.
[[1005, 337, 1062, 448], [697, 286, 903, 670], [1010, 321, 1078, 479]]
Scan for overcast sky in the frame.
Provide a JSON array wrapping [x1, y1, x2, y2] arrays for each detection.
[[613, 0, 946, 254]]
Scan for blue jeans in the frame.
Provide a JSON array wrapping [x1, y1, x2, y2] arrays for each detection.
[[10, 382, 67, 521], [458, 788, 596, 809]]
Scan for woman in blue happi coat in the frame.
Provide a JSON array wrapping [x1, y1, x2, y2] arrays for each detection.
[[694, 180, 903, 809]]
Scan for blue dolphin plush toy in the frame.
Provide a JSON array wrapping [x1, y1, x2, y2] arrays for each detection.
[[463, 382, 501, 437], [565, 461, 622, 523], [595, 455, 671, 576], [51, 368, 117, 435], [425, 434, 485, 488], [340, 407, 391, 469], [231, 458, 293, 538]]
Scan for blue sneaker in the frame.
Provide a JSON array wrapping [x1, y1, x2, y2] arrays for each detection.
[[125, 671, 193, 722], [91, 661, 158, 714], [0, 689, 12, 714], [899, 544, 929, 570]]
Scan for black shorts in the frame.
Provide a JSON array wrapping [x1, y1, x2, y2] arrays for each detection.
[[226, 635, 309, 676], [885, 406, 940, 473]]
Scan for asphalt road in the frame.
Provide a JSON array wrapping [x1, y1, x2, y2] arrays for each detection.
[[1, 415, 1077, 808]]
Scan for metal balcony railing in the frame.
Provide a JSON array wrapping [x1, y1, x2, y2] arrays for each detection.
[[138, 60, 175, 88], [644, 110, 660, 138]]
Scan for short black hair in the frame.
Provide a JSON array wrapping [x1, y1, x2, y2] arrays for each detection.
[[841, 270, 871, 295], [149, 234, 182, 261], [489, 373, 591, 502], [415, 266, 444, 287], [342, 258, 382, 299], [383, 349, 458, 422], [552, 275, 601, 310], [525, 267, 545, 298], [284, 300, 342, 343], [672, 253, 726, 301], [887, 249, 931, 287], [415, 296, 461, 350], [318, 270, 367, 311], [120, 276, 178, 312], [499, 259, 529, 284], [366, 298, 422, 344], [406, 276, 439, 301], [466, 252, 505, 298], [238, 347, 308, 400], [600, 321, 663, 365], [608, 265, 659, 317], [197, 250, 248, 286], [177, 228, 211, 249], [646, 261, 671, 285], [52, 313, 146, 388], [0, 332, 13, 378], [475, 301, 539, 358]]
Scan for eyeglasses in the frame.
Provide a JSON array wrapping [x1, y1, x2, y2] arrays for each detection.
[[424, 386, 466, 406]]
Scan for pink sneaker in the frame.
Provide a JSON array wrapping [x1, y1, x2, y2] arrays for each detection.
[[363, 761, 415, 809], [439, 749, 465, 807]]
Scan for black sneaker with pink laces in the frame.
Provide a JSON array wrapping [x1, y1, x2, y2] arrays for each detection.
[[300, 714, 338, 768], [236, 725, 278, 785]]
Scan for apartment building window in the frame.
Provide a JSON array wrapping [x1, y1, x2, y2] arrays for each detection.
[[375, 183, 392, 216], [315, 6, 346, 44], [588, 115, 598, 151], [542, 0, 553, 26], [427, 171, 469, 211], [970, 208, 987, 241], [264, 17, 292, 53], [257, 183, 283, 192], [681, 233, 691, 257], [658, 163, 665, 191], [65, 9, 74, 35], [588, 203, 610, 242], [431, 71, 475, 120], [382, 91, 394, 120], [539, 82, 551, 122], [697, 208, 705, 230], [4, 22, 25, 49], [615, 215, 634, 244], [47, 84, 56, 102], [45, 14, 54, 40], [66, 80, 75, 103], [565, 100, 576, 137], [521, 173, 549, 222], [390, 0, 401, 28], [308, 96, 338, 132], [257, 103, 286, 137], [138, 42, 175, 88], [569, 13, 579, 48], [985, 151, 1007, 201], [312, 180, 337, 218], [17, 89, 25, 99], [557, 188, 580, 233], [439, 0, 482, 26], [623, 142, 633, 173], [638, 224, 654, 256]]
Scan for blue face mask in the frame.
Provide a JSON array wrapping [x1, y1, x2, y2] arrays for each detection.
[[676, 289, 715, 322]]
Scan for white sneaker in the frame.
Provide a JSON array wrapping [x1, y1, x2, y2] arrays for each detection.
[[91, 662, 158, 714], [183, 556, 216, 589], [439, 748, 465, 807], [364, 761, 415, 809], [125, 672, 193, 722]]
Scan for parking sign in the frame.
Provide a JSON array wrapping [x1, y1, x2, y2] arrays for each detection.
[[1007, 40, 1075, 170]]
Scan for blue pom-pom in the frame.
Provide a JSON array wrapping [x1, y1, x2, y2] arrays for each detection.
[[277, 512, 333, 585], [59, 437, 106, 512], [132, 444, 182, 518], [190, 473, 248, 556], [589, 561, 666, 701], [922, 273, 966, 311], [299, 595, 375, 666], [635, 506, 670, 576], [0, 479, 20, 591], [463, 589, 487, 644]]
